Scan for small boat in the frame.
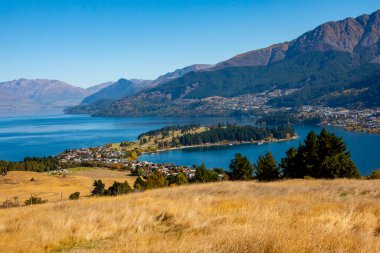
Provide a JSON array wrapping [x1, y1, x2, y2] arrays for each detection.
[[257, 141, 264, 145]]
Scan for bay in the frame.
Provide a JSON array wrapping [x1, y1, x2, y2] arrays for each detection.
[[0, 114, 379, 175]]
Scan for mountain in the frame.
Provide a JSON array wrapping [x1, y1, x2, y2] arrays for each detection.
[[152, 64, 214, 85], [93, 9, 380, 117], [0, 79, 115, 115], [85, 81, 114, 95], [0, 79, 88, 114], [81, 79, 153, 105], [66, 64, 215, 114]]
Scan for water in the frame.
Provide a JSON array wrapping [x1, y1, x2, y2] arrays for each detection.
[[0, 114, 379, 175]]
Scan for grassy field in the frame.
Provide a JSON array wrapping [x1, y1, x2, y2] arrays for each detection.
[[0, 179, 379, 252], [0, 168, 137, 203]]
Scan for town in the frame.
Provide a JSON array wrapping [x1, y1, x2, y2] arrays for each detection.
[[58, 145, 199, 179]]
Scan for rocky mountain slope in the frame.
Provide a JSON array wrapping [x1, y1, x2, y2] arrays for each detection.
[[94, 9, 380, 117]]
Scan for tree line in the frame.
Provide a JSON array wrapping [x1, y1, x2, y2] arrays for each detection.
[[178, 124, 295, 146]]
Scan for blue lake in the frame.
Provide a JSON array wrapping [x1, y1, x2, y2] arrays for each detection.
[[0, 114, 379, 175]]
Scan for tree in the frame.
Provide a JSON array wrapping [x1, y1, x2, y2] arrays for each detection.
[[146, 171, 168, 189], [254, 152, 280, 181], [168, 172, 189, 186], [279, 147, 297, 178], [107, 181, 132, 196], [280, 129, 360, 179], [69, 192, 80, 200], [229, 153, 253, 180], [92, 179, 105, 195], [194, 163, 210, 183], [130, 151, 138, 160], [134, 176, 147, 190]]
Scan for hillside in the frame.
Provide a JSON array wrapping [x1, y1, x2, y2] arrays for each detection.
[[0, 180, 379, 253], [94, 9, 380, 117], [66, 65, 214, 114], [0, 169, 137, 203]]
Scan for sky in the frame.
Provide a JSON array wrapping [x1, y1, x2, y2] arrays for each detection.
[[0, 0, 379, 88]]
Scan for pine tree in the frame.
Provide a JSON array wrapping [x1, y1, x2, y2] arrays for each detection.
[[194, 163, 210, 183], [279, 147, 297, 178], [229, 153, 253, 180], [255, 152, 279, 181]]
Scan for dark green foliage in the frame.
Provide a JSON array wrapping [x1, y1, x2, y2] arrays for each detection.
[[69, 192, 80, 200], [279, 129, 360, 178], [6, 156, 60, 172], [24, 196, 47, 206], [229, 153, 253, 180], [194, 163, 219, 183], [138, 125, 200, 140], [179, 125, 295, 146], [106, 181, 132, 196], [91, 180, 105, 196], [134, 176, 148, 190], [168, 172, 189, 186], [254, 152, 280, 181]]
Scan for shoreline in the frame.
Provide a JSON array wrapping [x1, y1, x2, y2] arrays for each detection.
[[142, 135, 299, 154]]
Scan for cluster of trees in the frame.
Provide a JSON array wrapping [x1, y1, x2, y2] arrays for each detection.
[[138, 124, 201, 140], [178, 125, 295, 146], [91, 179, 133, 196], [227, 129, 360, 181], [280, 129, 360, 178], [2, 156, 60, 173]]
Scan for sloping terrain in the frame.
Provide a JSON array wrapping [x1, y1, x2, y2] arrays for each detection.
[[0, 180, 379, 252]]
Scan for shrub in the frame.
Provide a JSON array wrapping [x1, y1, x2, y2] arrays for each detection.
[[69, 192, 80, 200], [368, 170, 380, 179], [24, 196, 47, 206]]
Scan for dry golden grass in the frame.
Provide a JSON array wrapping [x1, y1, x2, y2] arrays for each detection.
[[0, 168, 136, 202], [0, 179, 379, 253]]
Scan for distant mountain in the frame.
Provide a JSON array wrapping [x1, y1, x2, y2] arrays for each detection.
[[0, 79, 115, 115], [81, 78, 152, 105], [85, 81, 114, 95], [152, 64, 214, 85], [66, 64, 215, 114], [94, 9, 380, 117]]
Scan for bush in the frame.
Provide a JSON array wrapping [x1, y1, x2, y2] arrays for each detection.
[[368, 170, 380, 179], [69, 192, 80, 200], [24, 196, 47, 206]]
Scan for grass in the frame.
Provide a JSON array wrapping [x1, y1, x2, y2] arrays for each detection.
[[0, 179, 379, 252], [0, 168, 137, 202]]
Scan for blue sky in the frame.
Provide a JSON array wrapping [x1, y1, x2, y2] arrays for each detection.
[[0, 0, 379, 88]]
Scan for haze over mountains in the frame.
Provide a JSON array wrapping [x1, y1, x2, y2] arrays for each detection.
[[2, 9, 380, 117]]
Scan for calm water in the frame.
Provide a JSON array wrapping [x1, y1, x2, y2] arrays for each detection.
[[0, 114, 379, 175]]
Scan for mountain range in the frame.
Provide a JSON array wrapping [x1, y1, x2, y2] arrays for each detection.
[[2, 9, 380, 117], [88, 9, 380, 117]]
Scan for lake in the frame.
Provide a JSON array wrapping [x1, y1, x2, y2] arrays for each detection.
[[0, 114, 379, 175]]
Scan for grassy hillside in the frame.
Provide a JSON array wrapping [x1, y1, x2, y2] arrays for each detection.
[[0, 168, 136, 203], [0, 180, 379, 252]]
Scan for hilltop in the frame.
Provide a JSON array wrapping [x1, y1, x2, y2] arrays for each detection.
[[0, 179, 379, 253]]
